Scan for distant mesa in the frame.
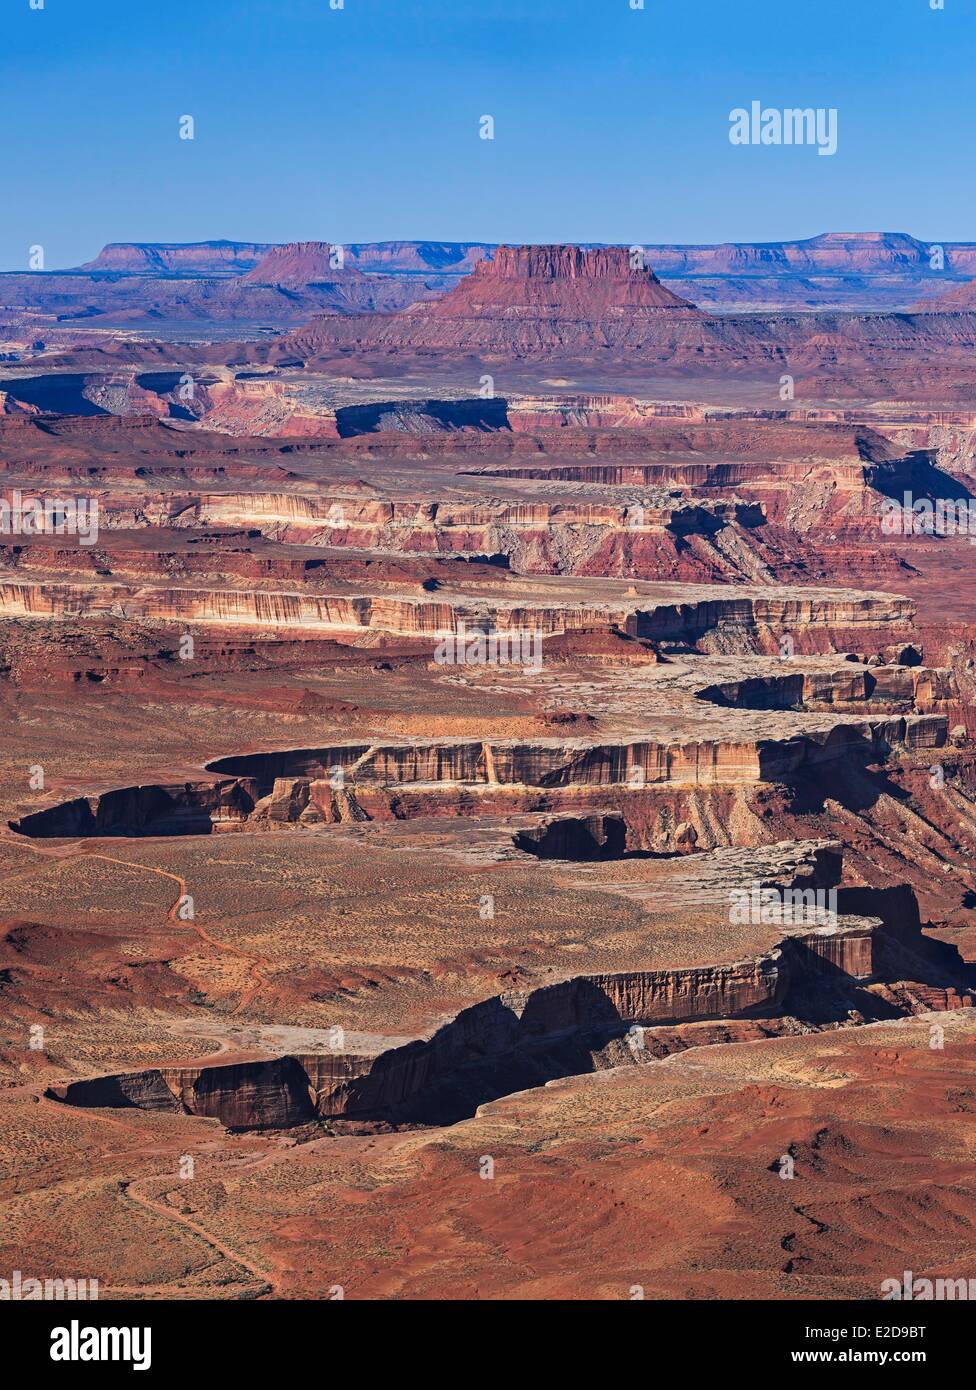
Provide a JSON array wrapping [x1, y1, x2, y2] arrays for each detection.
[[75, 239, 493, 281], [75, 232, 976, 282], [242, 242, 363, 288], [11, 241, 415, 325], [645, 231, 976, 278], [80, 240, 273, 277]]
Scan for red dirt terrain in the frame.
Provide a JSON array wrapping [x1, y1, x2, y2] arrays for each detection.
[[2, 241, 976, 1306]]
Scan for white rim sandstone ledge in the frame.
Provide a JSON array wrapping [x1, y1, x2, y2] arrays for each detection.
[[0, 577, 913, 635]]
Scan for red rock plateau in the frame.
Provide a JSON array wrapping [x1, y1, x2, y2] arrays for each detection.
[[4, 238, 976, 1308], [651, 230, 976, 310], [79, 241, 277, 277]]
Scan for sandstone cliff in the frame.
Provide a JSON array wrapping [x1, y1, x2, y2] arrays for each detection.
[[47, 844, 964, 1128]]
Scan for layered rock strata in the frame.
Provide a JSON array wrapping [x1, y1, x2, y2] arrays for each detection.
[[47, 842, 968, 1127]]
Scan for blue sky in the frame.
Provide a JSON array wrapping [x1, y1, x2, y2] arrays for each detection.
[[4, 0, 974, 270]]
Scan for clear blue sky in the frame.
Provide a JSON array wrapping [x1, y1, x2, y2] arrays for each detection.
[[4, 0, 974, 270]]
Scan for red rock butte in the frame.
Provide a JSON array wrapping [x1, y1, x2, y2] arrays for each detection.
[[285, 243, 711, 361], [417, 244, 700, 317], [243, 241, 362, 287]]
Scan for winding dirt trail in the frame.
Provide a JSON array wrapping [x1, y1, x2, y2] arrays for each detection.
[[86, 851, 271, 1013], [0, 826, 281, 1291], [117, 1175, 275, 1298], [0, 830, 272, 1013]]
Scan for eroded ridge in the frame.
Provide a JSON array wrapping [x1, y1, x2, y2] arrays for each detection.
[[46, 842, 973, 1128], [11, 648, 949, 838]]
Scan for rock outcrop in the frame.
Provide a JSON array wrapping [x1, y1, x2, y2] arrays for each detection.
[[242, 242, 362, 288], [287, 244, 706, 360], [0, 576, 912, 643], [47, 842, 970, 1128], [12, 699, 946, 838]]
